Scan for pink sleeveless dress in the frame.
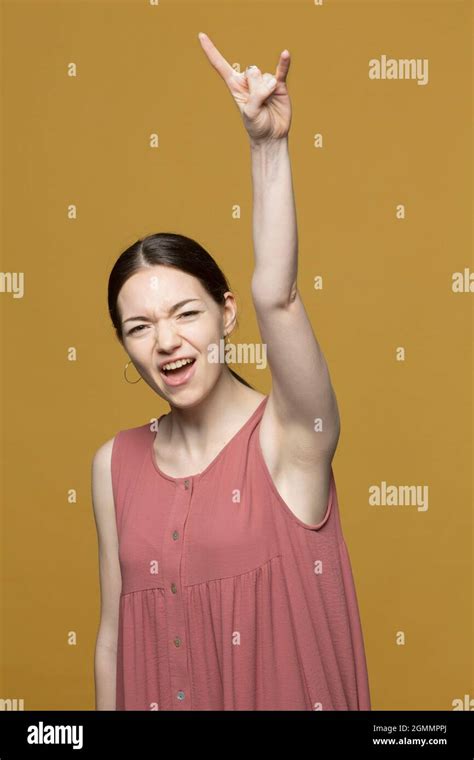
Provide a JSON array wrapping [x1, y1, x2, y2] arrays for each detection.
[[111, 395, 371, 711]]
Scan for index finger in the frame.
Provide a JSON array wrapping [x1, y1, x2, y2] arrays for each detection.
[[198, 32, 235, 82]]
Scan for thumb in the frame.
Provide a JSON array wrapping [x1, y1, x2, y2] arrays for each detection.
[[245, 68, 278, 115], [245, 65, 261, 93], [263, 73, 278, 90]]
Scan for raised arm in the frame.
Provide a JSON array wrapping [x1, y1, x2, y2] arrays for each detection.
[[198, 32, 340, 464]]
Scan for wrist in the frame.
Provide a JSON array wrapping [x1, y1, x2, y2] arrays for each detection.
[[249, 136, 288, 152]]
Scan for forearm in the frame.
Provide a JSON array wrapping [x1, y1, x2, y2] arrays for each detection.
[[94, 641, 117, 710], [249, 136, 298, 306]]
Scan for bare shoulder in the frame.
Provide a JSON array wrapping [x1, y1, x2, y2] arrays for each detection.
[[91, 438, 116, 494], [91, 437, 118, 539], [92, 436, 115, 473], [91, 436, 122, 652], [258, 394, 335, 528]]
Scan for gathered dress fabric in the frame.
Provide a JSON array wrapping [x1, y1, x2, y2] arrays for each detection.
[[111, 395, 371, 711]]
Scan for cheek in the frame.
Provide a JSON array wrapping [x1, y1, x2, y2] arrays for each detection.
[[187, 324, 221, 353], [123, 336, 149, 356]]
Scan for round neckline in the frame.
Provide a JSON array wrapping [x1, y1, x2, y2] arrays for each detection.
[[149, 395, 268, 483]]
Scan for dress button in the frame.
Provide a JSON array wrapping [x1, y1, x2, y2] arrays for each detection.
[[172, 530, 179, 540], [171, 582, 177, 594], [174, 636, 181, 647], [184, 479, 190, 489], [177, 690, 185, 701]]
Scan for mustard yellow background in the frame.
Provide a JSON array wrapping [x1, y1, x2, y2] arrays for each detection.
[[0, 0, 472, 711]]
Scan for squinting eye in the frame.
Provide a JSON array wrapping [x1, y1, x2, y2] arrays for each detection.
[[128, 311, 199, 335], [178, 311, 199, 319]]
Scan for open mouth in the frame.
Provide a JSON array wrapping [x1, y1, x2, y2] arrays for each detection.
[[159, 358, 196, 385]]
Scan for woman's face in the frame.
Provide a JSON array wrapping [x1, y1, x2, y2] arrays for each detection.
[[118, 265, 236, 404]]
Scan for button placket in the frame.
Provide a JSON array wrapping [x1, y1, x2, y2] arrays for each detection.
[[162, 476, 193, 709]]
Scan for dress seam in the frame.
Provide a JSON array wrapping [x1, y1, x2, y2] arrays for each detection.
[[184, 553, 283, 587], [120, 587, 165, 598]]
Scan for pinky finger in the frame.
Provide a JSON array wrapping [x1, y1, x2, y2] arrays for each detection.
[[275, 50, 291, 82]]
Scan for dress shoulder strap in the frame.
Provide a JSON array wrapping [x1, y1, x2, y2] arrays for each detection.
[[111, 421, 153, 530]]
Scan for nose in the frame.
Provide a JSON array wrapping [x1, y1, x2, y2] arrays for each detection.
[[153, 321, 183, 356]]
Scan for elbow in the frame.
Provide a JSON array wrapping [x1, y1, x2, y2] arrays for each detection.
[[251, 277, 298, 310]]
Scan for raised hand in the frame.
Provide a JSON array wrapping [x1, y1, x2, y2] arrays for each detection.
[[198, 32, 292, 144]]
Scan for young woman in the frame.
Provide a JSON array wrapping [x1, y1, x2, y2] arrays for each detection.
[[92, 33, 371, 711]]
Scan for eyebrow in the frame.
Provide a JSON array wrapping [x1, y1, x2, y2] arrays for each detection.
[[122, 299, 203, 324]]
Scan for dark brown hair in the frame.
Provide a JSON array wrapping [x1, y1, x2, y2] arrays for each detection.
[[108, 232, 254, 389]]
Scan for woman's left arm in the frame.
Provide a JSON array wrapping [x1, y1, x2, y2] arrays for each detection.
[[199, 33, 340, 461], [249, 136, 340, 459]]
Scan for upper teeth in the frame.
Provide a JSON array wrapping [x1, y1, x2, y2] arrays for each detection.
[[162, 358, 194, 371]]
